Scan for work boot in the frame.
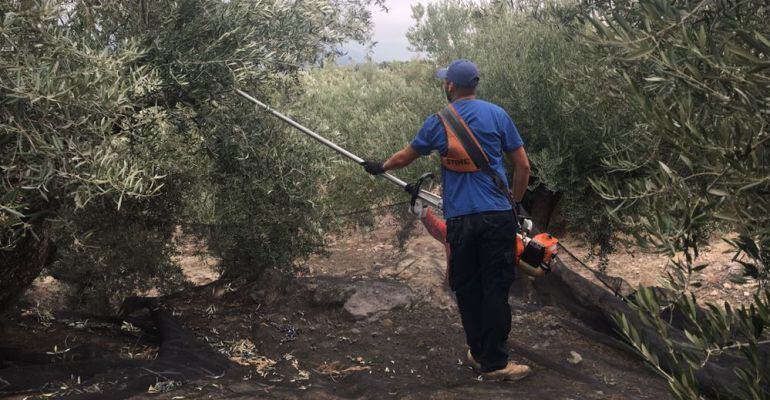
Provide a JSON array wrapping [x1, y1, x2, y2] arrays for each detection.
[[482, 362, 532, 381], [466, 349, 481, 370]]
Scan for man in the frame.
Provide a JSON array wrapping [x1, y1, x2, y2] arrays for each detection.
[[362, 59, 532, 380]]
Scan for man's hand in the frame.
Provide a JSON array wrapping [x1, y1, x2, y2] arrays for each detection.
[[408, 199, 428, 219], [515, 202, 525, 217], [365, 146, 421, 176], [362, 160, 385, 175]]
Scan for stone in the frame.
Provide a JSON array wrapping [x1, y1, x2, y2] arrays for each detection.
[[727, 262, 747, 282], [310, 283, 356, 306], [344, 281, 415, 320], [532, 340, 550, 350], [297, 277, 414, 319], [726, 261, 745, 274], [567, 351, 583, 365]]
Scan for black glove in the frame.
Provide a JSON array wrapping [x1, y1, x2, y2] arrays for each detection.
[[362, 160, 385, 175]]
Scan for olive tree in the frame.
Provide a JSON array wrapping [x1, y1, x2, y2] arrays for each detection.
[[587, 0, 770, 397], [1, 0, 377, 310], [1, 1, 166, 309]]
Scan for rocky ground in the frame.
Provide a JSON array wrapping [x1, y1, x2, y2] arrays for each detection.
[[1, 214, 754, 399]]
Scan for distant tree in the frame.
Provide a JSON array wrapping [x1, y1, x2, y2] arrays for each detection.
[[289, 61, 443, 213]]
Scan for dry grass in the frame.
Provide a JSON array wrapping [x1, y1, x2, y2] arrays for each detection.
[[207, 338, 277, 378], [314, 361, 370, 382]]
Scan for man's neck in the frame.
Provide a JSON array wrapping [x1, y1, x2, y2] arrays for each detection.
[[452, 94, 476, 102]]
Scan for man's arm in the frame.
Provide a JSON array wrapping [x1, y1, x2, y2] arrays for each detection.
[[506, 146, 530, 202], [383, 145, 420, 171], [364, 115, 438, 175], [363, 145, 421, 175]]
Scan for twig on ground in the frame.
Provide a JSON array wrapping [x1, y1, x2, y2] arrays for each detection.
[[315, 361, 370, 382]]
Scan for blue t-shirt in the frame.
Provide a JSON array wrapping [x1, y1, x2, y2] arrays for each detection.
[[410, 98, 524, 218]]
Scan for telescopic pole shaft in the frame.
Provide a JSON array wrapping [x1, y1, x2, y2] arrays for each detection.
[[235, 89, 442, 208], [236, 90, 364, 163]]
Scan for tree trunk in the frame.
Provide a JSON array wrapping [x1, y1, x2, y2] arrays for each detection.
[[0, 222, 53, 313], [522, 185, 561, 230]]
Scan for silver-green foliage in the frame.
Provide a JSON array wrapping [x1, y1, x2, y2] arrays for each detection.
[[615, 286, 770, 400], [289, 61, 444, 213], [1, 1, 165, 249], [587, 0, 770, 397], [2, 0, 375, 305]]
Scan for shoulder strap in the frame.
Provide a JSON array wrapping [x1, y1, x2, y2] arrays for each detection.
[[438, 105, 516, 209]]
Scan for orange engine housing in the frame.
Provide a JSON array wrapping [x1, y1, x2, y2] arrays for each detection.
[[515, 233, 559, 278]]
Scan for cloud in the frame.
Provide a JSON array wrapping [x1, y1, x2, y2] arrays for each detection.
[[341, 0, 427, 63]]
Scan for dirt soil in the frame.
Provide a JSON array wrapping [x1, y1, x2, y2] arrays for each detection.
[[559, 234, 757, 306], [2, 215, 751, 399]]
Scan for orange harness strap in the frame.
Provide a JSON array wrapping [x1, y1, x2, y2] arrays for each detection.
[[437, 104, 487, 173]]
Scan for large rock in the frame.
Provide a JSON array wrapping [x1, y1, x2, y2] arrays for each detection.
[[297, 277, 415, 320], [343, 280, 415, 320]]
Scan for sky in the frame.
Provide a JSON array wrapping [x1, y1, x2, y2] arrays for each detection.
[[341, 0, 429, 63]]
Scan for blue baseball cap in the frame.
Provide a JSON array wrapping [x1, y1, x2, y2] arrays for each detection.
[[436, 59, 480, 88]]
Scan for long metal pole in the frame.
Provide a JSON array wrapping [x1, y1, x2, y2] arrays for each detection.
[[235, 89, 442, 208]]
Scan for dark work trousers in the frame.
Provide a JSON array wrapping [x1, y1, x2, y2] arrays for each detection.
[[446, 210, 517, 372]]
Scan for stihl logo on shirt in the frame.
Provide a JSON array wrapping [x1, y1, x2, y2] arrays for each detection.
[[445, 158, 472, 166]]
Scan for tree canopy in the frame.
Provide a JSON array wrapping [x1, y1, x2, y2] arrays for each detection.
[[1, 0, 378, 305], [2, 1, 769, 397]]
